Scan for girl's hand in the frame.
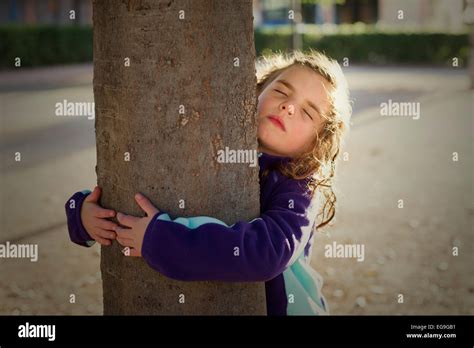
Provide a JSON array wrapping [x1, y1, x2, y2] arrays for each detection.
[[115, 193, 159, 257], [80, 186, 118, 246]]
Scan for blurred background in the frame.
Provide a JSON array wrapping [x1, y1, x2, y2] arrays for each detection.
[[0, 0, 472, 315]]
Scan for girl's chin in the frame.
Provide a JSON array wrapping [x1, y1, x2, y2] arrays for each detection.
[[257, 139, 288, 157], [258, 125, 281, 141]]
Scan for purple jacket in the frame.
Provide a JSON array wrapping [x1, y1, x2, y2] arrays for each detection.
[[65, 152, 328, 315]]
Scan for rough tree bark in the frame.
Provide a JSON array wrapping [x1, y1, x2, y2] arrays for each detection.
[[93, 0, 266, 314]]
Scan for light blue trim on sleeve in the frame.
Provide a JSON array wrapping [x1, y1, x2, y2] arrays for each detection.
[[156, 213, 229, 229], [81, 189, 92, 195]]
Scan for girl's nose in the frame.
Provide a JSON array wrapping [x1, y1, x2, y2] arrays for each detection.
[[281, 104, 295, 116], [288, 104, 295, 115]]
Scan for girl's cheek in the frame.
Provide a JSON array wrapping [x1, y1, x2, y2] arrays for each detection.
[[256, 100, 265, 118], [291, 124, 311, 143], [257, 93, 273, 113]]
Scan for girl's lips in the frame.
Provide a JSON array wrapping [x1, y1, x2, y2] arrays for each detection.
[[268, 115, 286, 131]]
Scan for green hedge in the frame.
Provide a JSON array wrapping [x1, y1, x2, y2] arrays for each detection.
[[255, 29, 469, 67], [0, 25, 469, 68], [0, 25, 92, 68]]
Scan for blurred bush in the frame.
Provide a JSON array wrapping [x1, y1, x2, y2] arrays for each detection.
[[0, 25, 92, 68], [0, 24, 468, 68], [255, 24, 469, 66]]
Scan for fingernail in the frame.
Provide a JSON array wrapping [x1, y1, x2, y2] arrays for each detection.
[[136, 193, 143, 200], [117, 212, 122, 218]]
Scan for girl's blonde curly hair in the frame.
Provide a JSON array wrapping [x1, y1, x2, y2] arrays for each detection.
[[256, 49, 352, 230]]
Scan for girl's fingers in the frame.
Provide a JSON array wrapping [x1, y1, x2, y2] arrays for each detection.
[[85, 186, 101, 203], [116, 237, 134, 248], [94, 229, 116, 240], [114, 226, 126, 234], [135, 193, 159, 216], [93, 207, 116, 218], [116, 212, 140, 227], [115, 227, 134, 240], [96, 219, 118, 231], [94, 236, 111, 246], [128, 248, 142, 257]]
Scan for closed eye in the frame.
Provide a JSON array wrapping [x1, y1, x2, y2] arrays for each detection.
[[303, 109, 313, 120], [274, 89, 287, 96]]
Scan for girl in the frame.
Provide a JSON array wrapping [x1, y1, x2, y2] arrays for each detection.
[[65, 49, 351, 315]]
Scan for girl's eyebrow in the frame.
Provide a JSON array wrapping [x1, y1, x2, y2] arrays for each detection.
[[276, 79, 323, 117]]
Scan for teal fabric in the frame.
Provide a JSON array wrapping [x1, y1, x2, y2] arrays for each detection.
[[156, 214, 229, 228], [283, 255, 328, 315]]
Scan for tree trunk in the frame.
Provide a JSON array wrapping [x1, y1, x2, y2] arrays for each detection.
[[93, 0, 266, 314]]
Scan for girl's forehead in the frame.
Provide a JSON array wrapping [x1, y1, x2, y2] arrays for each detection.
[[278, 65, 327, 87], [272, 65, 332, 116]]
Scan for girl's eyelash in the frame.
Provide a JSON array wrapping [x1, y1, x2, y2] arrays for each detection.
[[304, 110, 313, 120], [274, 89, 286, 96]]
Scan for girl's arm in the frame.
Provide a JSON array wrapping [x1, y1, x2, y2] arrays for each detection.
[[142, 178, 318, 282], [65, 190, 96, 247]]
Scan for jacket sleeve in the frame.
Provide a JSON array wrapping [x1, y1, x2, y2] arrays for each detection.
[[65, 190, 96, 247], [141, 179, 318, 282]]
